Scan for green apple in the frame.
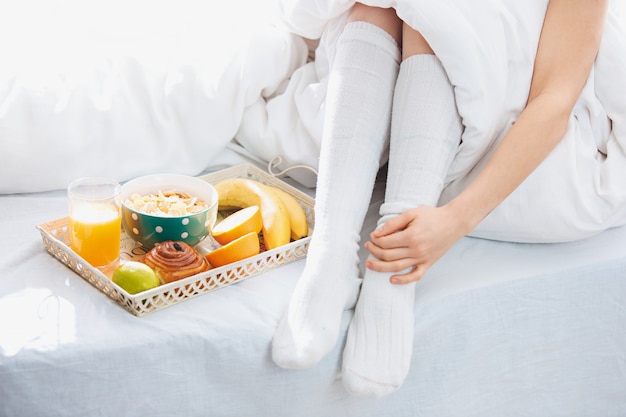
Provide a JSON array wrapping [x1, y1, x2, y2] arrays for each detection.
[[112, 261, 161, 294]]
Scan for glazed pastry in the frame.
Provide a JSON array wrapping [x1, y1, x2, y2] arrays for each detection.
[[143, 241, 209, 283]]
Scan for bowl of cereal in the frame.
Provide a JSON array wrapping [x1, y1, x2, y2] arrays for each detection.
[[120, 174, 219, 249]]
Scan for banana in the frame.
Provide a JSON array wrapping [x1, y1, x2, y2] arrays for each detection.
[[214, 178, 291, 250], [270, 187, 309, 241]]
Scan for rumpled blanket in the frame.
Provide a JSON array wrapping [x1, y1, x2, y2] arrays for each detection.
[[0, 0, 317, 193], [277, 0, 626, 242]]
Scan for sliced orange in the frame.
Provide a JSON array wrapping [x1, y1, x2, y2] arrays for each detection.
[[205, 231, 260, 268], [211, 205, 263, 245]]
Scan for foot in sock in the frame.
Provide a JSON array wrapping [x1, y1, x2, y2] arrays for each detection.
[[342, 54, 463, 397], [271, 21, 401, 370], [271, 241, 362, 369], [343, 264, 417, 398]]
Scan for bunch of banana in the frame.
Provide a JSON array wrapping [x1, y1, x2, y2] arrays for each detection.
[[270, 187, 309, 241], [213, 178, 308, 250]]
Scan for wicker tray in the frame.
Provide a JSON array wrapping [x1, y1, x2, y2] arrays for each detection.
[[36, 164, 314, 316]]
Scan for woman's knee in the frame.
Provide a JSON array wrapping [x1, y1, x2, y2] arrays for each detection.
[[348, 3, 402, 46]]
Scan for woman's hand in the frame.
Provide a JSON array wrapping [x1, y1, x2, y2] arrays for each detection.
[[364, 204, 468, 284]]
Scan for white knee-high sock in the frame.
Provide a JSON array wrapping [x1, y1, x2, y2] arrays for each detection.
[[342, 54, 463, 397], [272, 21, 401, 370]]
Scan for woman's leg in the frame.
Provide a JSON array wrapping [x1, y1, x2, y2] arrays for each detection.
[[272, 4, 402, 369], [342, 23, 463, 397]]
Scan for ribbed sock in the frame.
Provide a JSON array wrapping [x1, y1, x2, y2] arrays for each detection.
[[271, 21, 400, 370], [342, 54, 463, 397]]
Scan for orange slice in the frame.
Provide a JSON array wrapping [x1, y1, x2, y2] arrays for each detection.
[[211, 205, 263, 245], [205, 231, 260, 268]]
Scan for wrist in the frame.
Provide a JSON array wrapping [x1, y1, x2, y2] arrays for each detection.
[[443, 197, 483, 237]]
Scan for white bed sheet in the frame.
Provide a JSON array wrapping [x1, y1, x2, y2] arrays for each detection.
[[1, 167, 625, 417]]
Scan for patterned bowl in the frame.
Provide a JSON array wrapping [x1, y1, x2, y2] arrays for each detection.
[[120, 174, 218, 249]]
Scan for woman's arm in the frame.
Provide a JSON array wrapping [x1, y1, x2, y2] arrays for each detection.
[[365, 0, 609, 284], [449, 0, 609, 234]]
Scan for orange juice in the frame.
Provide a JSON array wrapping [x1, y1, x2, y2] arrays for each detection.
[[69, 205, 121, 267]]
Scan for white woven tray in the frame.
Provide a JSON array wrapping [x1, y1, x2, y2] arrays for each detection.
[[37, 164, 314, 316]]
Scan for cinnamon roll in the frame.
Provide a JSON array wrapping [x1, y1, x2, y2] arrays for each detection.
[[143, 240, 209, 283]]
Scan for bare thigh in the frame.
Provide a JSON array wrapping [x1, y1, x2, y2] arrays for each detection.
[[348, 3, 402, 46], [348, 2, 435, 59], [402, 22, 434, 58]]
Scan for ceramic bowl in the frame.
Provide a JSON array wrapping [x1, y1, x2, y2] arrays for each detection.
[[120, 174, 218, 249]]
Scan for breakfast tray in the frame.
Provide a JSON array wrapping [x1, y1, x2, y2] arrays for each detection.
[[36, 164, 314, 316]]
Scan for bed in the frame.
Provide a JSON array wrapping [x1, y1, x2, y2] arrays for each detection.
[[2, 168, 626, 416], [1, 1, 626, 416]]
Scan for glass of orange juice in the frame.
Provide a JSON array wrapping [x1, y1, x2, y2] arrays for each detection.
[[67, 177, 122, 268]]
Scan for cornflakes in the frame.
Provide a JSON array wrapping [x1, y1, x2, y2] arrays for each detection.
[[125, 190, 207, 216]]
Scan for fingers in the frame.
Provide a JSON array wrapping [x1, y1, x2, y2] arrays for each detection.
[[368, 225, 415, 252], [370, 211, 412, 238], [365, 207, 436, 284], [365, 252, 430, 284], [390, 264, 428, 284], [365, 259, 428, 284], [366, 226, 426, 263], [365, 224, 425, 272], [365, 239, 407, 260], [365, 253, 415, 273]]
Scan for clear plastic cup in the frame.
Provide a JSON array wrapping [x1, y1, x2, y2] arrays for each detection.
[[67, 177, 122, 268]]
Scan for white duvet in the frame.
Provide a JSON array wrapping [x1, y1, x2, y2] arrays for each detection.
[[2, 0, 626, 243], [0, 0, 316, 193]]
